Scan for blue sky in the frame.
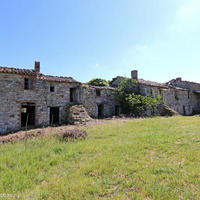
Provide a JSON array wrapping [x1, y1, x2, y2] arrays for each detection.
[[0, 0, 200, 83]]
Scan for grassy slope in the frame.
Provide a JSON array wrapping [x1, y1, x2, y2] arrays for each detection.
[[0, 117, 200, 200]]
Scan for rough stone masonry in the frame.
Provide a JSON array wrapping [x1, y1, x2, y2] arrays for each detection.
[[0, 61, 200, 135]]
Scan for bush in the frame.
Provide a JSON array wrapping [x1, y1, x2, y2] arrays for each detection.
[[59, 129, 87, 142], [125, 93, 162, 116], [87, 78, 109, 87], [114, 78, 139, 113], [114, 78, 162, 116], [115, 78, 139, 95]]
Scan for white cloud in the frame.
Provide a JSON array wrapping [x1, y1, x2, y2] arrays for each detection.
[[95, 63, 99, 68], [178, 0, 200, 18]]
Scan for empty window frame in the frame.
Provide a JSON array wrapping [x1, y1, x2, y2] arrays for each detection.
[[50, 85, 55, 92], [174, 90, 179, 100], [24, 78, 34, 90], [96, 89, 101, 97]]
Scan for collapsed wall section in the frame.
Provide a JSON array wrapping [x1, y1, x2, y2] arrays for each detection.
[[80, 85, 117, 118]]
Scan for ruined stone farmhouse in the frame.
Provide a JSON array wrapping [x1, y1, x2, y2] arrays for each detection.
[[0, 62, 116, 134], [111, 71, 200, 116], [0, 62, 200, 134]]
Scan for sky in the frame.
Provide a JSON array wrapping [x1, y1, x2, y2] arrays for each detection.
[[0, 0, 200, 83]]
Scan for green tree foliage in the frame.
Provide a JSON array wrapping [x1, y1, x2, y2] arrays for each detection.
[[125, 93, 162, 116], [87, 78, 109, 87], [114, 78, 139, 112], [114, 78, 162, 116], [114, 78, 139, 100]]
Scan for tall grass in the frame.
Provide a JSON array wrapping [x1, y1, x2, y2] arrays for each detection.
[[0, 117, 200, 199]]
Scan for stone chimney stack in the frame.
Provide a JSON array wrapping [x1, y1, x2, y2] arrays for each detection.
[[131, 70, 138, 80], [176, 77, 182, 82], [34, 61, 40, 73]]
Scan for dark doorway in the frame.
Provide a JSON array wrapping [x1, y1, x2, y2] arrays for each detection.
[[115, 105, 120, 116], [70, 88, 76, 102], [183, 105, 186, 116], [98, 104, 104, 118], [50, 107, 60, 125], [21, 103, 35, 127]]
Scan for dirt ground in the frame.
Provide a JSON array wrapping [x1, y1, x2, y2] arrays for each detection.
[[0, 118, 130, 144]]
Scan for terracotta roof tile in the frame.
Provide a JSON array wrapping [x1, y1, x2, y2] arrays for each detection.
[[138, 79, 168, 88], [168, 85, 189, 91], [39, 75, 79, 83], [167, 79, 200, 86], [87, 85, 115, 90], [0, 66, 79, 83], [0, 66, 37, 76]]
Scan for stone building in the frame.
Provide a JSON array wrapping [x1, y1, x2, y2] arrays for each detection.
[[0, 62, 200, 135], [110, 70, 198, 116], [80, 85, 116, 118], [166, 78, 200, 115], [0, 62, 116, 134]]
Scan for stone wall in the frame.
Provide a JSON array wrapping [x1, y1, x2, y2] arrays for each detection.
[[0, 73, 80, 134], [139, 84, 192, 115], [2, 69, 200, 135], [167, 79, 200, 114], [139, 84, 162, 96], [80, 85, 116, 118], [0, 73, 117, 135], [108, 75, 197, 116], [162, 87, 191, 115]]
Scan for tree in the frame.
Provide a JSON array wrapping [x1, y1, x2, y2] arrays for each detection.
[[114, 78, 162, 116], [114, 78, 139, 95], [114, 78, 139, 112], [125, 93, 162, 116], [87, 78, 109, 87]]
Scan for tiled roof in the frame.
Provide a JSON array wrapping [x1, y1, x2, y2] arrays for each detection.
[[138, 79, 168, 88], [109, 76, 168, 88], [0, 66, 37, 76], [87, 85, 115, 90], [39, 75, 79, 83], [0, 66, 79, 83], [168, 85, 189, 91], [167, 79, 200, 86]]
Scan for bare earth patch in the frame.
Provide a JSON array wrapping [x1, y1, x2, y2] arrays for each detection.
[[0, 118, 131, 144]]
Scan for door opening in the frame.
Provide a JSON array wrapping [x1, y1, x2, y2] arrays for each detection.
[[98, 104, 104, 118], [70, 88, 77, 102], [115, 105, 120, 116], [21, 103, 35, 127], [183, 105, 186, 116], [50, 107, 60, 125]]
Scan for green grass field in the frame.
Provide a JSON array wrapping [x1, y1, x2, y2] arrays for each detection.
[[0, 117, 200, 200]]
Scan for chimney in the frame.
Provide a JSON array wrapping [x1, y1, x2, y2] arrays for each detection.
[[176, 77, 182, 82], [131, 70, 138, 80], [34, 61, 40, 73]]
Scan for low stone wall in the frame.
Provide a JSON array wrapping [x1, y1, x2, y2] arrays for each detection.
[[65, 104, 92, 125]]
